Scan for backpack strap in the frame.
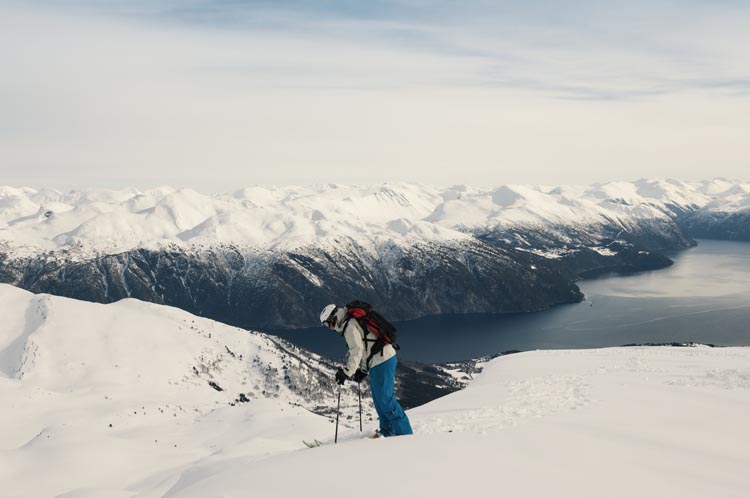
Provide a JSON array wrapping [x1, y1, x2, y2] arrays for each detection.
[[342, 314, 378, 368], [364, 325, 381, 369], [361, 322, 386, 369], [341, 315, 352, 334]]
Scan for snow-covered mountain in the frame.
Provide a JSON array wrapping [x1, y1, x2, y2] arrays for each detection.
[[0, 179, 735, 254], [0, 178, 747, 328], [2, 283, 748, 498], [679, 180, 750, 240]]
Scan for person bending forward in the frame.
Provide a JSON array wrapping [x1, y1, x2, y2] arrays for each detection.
[[320, 304, 413, 437]]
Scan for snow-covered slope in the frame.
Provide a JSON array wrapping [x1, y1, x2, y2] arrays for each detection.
[[2, 282, 748, 497], [0, 283, 375, 497], [213, 346, 750, 498]]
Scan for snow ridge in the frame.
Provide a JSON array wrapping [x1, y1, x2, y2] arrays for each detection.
[[1, 178, 747, 258]]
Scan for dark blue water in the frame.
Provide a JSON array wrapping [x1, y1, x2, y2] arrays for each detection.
[[268, 240, 750, 363]]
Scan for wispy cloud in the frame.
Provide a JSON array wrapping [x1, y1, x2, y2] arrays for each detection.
[[1, 0, 749, 188], [8, 0, 750, 97]]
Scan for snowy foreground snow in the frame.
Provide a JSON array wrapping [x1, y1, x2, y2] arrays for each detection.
[[1, 285, 749, 498]]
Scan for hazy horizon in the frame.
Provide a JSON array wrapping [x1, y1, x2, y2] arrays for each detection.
[[2, 176, 749, 195]]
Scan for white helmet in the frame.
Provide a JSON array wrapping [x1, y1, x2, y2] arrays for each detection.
[[319, 304, 337, 325]]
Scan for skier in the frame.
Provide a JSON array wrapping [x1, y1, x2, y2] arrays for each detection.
[[320, 303, 413, 437]]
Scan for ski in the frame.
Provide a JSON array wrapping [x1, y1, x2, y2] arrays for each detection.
[[303, 439, 324, 448]]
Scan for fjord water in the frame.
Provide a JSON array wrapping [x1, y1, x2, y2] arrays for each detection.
[[270, 240, 750, 363]]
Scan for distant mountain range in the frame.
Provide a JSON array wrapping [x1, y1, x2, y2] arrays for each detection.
[[1, 178, 748, 328]]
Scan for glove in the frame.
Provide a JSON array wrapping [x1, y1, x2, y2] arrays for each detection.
[[352, 368, 368, 383], [335, 367, 349, 385]]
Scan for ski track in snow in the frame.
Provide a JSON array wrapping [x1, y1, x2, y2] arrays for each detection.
[[415, 374, 590, 434], [667, 368, 750, 390]]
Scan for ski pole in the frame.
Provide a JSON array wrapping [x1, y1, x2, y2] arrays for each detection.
[[358, 382, 362, 432], [334, 386, 341, 444]]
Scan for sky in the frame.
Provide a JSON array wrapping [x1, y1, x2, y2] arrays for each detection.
[[1, 0, 749, 191]]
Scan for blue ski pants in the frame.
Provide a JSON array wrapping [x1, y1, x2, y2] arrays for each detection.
[[369, 355, 413, 437]]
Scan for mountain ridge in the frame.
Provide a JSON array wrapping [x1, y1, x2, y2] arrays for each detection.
[[1, 178, 747, 328]]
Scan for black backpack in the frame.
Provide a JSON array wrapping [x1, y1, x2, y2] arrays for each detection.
[[344, 300, 399, 367]]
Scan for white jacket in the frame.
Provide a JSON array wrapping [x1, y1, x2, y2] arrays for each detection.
[[331, 307, 396, 377]]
